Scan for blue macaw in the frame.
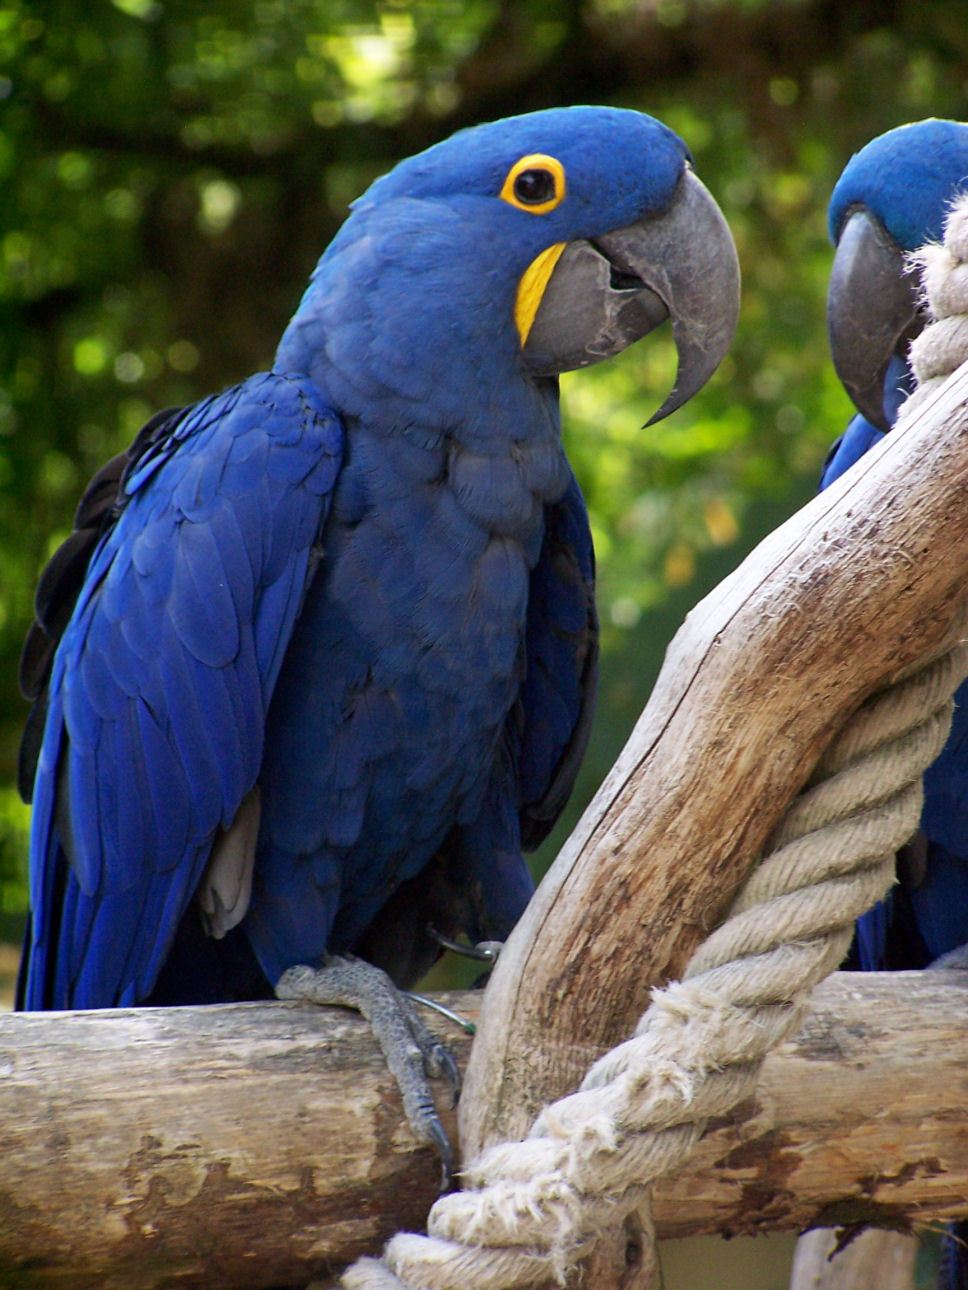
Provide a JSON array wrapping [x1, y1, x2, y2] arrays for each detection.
[[823, 119, 968, 1286], [16, 106, 739, 1174]]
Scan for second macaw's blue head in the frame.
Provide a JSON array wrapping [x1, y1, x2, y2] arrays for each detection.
[[276, 105, 739, 431], [827, 118, 968, 430]]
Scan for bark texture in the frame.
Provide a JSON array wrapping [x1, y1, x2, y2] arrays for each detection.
[[2, 973, 968, 1287]]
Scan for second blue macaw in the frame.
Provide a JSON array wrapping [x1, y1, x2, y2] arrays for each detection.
[[17, 106, 739, 1177], [825, 118, 968, 973], [823, 119, 968, 1288]]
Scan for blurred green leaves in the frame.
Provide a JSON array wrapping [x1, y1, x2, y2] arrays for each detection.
[[2, 0, 968, 916]]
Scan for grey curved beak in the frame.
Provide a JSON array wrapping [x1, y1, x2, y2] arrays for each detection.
[[827, 208, 922, 432], [523, 168, 740, 425]]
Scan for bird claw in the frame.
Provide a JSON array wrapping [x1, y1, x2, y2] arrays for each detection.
[[428, 1041, 462, 1107], [427, 924, 504, 964], [276, 956, 458, 1190], [424, 1105, 457, 1191]]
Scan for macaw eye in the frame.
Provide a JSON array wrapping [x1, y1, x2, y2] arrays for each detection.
[[514, 168, 556, 205], [500, 154, 566, 214]]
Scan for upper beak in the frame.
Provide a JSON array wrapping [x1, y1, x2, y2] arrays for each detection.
[[827, 208, 922, 432], [522, 168, 740, 425]]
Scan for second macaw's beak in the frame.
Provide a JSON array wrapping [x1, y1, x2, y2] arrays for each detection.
[[827, 207, 923, 432], [522, 168, 741, 425]]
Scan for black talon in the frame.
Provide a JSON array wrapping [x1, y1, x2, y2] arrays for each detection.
[[426, 1110, 457, 1192], [401, 993, 464, 1104], [276, 956, 458, 1186], [403, 989, 476, 1036], [436, 1044, 462, 1108], [427, 923, 503, 963]]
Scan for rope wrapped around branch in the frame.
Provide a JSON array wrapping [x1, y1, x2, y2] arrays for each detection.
[[341, 194, 968, 1290]]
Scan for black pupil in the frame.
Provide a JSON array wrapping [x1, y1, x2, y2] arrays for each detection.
[[513, 168, 556, 205]]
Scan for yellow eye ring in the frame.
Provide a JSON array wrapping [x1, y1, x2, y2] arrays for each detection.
[[499, 154, 566, 214]]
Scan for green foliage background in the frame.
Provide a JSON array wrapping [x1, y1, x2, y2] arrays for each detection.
[[1, 0, 966, 942]]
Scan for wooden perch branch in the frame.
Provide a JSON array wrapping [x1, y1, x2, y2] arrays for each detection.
[[461, 361, 968, 1156], [2, 974, 968, 1288], [0, 996, 469, 1290]]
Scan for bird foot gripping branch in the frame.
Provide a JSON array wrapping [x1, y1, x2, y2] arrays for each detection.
[[277, 958, 461, 1189]]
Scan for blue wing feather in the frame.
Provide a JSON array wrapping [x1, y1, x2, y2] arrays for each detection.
[[921, 680, 968, 858], [819, 413, 886, 489], [518, 469, 598, 846], [21, 371, 343, 1009]]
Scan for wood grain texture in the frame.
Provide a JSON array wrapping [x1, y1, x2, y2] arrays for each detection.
[[0, 993, 477, 1290], [460, 362, 968, 1155], [2, 974, 968, 1286], [655, 970, 968, 1238]]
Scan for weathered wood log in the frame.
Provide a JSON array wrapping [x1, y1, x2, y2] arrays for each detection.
[[655, 970, 968, 1239], [460, 361, 968, 1155], [0, 993, 475, 1290], [2, 973, 968, 1287]]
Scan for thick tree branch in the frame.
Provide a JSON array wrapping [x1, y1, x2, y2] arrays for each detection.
[[461, 361, 968, 1154], [2, 973, 968, 1288]]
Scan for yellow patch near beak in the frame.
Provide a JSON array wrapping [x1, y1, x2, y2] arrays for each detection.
[[515, 242, 567, 346]]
